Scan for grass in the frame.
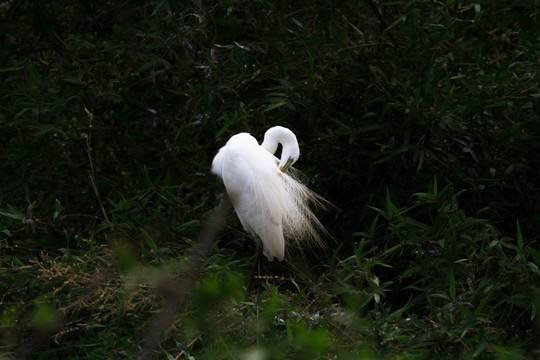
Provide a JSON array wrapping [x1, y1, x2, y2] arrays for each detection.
[[1, 182, 538, 358], [1, 0, 539, 358]]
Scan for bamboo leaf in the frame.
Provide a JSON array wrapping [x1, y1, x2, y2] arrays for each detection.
[[140, 228, 158, 252], [516, 219, 523, 251], [449, 267, 456, 300]]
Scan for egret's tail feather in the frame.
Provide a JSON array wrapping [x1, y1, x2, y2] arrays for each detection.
[[280, 169, 329, 249]]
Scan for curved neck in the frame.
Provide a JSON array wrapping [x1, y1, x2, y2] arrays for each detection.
[[260, 126, 300, 171]]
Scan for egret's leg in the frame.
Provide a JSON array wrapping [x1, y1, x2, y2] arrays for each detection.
[[256, 247, 262, 299], [245, 239, 263, 301]]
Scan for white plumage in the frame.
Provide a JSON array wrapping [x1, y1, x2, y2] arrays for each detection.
[[211, 126, 326, 262]]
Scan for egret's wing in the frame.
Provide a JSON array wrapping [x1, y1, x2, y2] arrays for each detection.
[[213, 138, 286, 261]]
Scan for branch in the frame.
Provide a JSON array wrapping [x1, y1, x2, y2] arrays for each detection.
[[138, 194, 233, 359]]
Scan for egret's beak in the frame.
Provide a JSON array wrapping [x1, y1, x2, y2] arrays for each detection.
[[279, 157, 294, 172]]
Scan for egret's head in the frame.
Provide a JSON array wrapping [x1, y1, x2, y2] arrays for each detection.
[[261, 126, 299, 172]]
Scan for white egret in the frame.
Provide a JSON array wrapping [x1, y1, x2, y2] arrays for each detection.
[[211, 126, 327, 295]]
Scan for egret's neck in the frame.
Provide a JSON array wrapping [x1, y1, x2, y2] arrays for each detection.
[[261, 126, 300, 171]]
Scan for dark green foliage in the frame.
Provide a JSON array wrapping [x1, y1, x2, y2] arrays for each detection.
[[0, 0, 539, 358]]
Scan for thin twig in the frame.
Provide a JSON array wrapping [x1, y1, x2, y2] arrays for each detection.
[[84, 107, 111, 226]]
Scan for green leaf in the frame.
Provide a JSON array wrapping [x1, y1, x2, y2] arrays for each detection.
[[449, 267, 456, 300], [32, 302, 57, 329], [385, 14, 406, 32], [457, 303, 473, 319], [516, 219, 523, 251], [140, 228, 158, 252], [0, 67, 23, 73], [215, 123, 230, 139], [0, 209, 24, 220], [151, 0, 169, 16], [386, 189, 404, 222], [53, 199, 61, 220], [473, 296, 489, 317], [472, 342, 486, 357], [263, 101, 288, 112], [529, 248, 540, 264], [285, 319, 293, 341]]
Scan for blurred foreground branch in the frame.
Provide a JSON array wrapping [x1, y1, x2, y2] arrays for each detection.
[[138, 194, 233, 359]]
